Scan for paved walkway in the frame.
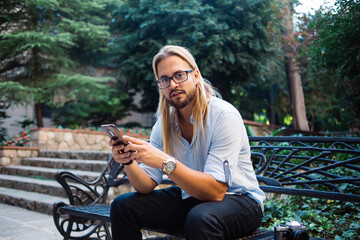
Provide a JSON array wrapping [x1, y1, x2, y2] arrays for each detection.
[[0, 203, 61, 240]]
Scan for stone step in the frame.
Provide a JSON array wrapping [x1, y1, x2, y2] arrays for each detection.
[[0, 186, 68, 215], [0, 174, 71, 198], [39, 150, 112, 160], [21, 157, 107, 172], [1, 165, 100, 182]]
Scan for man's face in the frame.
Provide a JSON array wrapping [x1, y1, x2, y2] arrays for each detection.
[[157, 55, 198, 110]]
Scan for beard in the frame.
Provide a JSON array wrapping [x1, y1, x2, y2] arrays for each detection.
[[166, 87, 197, 109]]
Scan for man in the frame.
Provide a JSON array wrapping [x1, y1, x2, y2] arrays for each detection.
[[110, 45, 265, 239]]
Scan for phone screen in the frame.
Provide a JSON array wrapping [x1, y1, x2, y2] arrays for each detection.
[[101, 124, 128, 145]]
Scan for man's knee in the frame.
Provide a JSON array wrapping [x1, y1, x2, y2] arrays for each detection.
[[185, 205, 223, 238], [110, 192, 136, 218]]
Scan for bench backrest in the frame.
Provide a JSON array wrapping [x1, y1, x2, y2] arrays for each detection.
[[105, 136, 360, 202], [249, 136, 360, 202]]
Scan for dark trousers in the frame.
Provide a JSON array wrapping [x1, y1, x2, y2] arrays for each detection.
[[110, 186, 263, 240]]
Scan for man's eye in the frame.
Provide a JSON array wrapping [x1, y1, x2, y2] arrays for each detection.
[[159, 78, 169, 83], [174, 73, 184, 78]]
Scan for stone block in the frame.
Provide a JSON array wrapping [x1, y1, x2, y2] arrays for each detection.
[[58, 142, 69, 150], [17, 150, 32, 158], [39, 143, 49, 151], [3, 150, 17, 158], [56, 131, 65, 143], [64, 132, 74, 146], [96, 135, 106, 144], [36, 202, 52, 215], [87, 134, 97, 145], [70, 143, 81, 150], [57, 151, 70, 159], [38, 132, 48, 143], [75, 133, 87, 149], [12, 158, 21, 165], [31, 150, 39, 157], [46, 142, 59, 151], [47, 131, 55, 140], [100, 142, 111, 151], [0, 157, 11, 166], [9, 196, 19, 206], [0, 195, 10, 204]]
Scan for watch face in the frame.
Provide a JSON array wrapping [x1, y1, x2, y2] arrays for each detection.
[[163, 158, 176, 174]]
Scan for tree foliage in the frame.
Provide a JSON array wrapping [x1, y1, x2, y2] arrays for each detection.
[[110, 0, 279, 116], [0, 0, 129, 128], [296, 0, 360, 131]]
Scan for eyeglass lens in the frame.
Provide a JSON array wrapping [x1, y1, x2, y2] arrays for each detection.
[[157, 70, 193, 89]]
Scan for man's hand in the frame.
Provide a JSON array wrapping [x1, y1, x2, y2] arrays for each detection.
[[109, 136, 158, 193], [121, 135, 169, 169], [109, 139, 132, 165]]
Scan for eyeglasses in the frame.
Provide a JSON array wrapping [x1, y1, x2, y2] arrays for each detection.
[[156, 70, 194, 89]]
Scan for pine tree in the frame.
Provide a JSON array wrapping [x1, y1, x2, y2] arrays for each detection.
[[0, 0, 126, 128]]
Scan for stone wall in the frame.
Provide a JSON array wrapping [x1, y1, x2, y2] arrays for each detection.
[[29, 128, 150, 151], [0, 146, 39, 166], [1, 128, 150, 166]]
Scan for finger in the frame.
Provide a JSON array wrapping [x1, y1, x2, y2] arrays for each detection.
[[122, 135, 146, 145], [113, 154, 132, 164], [113, 148, 131, 159], [112, 144, 125, 153]]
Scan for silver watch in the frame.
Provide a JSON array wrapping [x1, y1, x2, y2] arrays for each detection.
[[162, 156, 177, 175]]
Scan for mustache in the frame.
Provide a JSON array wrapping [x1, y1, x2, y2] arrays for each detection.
[[170, 89, 186, 96]]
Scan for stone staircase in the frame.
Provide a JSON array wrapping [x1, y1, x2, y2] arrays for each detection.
[[0, 150, 112, 215]]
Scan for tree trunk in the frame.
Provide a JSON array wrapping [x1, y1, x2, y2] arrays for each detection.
[[32, 45, 44, 128], [35, 103, 43, 128], [282, 0, 309, 131]]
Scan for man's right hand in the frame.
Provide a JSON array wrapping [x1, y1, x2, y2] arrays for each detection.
[[109, 139, 132, 164]]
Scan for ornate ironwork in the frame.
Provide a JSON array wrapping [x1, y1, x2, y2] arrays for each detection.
[[53, 156, 124, 240], [249, 136, 360, 202]]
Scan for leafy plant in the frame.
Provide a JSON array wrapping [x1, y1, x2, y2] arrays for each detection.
[[1, 131, 31, 147], [262, 195, 360, 239]]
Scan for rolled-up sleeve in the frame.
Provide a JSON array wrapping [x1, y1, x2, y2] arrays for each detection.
[[204, 112, 245, 187]]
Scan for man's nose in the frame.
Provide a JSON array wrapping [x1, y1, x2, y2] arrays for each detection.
[[169, 78, 180, 88]]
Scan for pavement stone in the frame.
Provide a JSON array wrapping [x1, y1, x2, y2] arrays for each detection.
[[0, 203, 62, 240]]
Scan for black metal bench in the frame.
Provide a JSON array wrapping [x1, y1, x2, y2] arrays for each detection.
[[53, 136, 360, 240]]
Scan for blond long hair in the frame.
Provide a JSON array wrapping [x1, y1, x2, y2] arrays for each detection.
[[152, 45, 218, 154]]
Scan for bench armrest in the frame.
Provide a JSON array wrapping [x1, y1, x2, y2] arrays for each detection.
[[55, 169, 109, 205], [55, 155, 121, 205]]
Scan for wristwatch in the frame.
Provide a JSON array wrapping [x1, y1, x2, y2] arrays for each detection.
[[162, 156, 177, 175]]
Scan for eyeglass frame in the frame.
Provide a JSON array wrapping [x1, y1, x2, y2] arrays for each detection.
[[156, 69, 195, 89]]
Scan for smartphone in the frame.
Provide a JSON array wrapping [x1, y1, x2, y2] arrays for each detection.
[[101, 124, 128, 146]]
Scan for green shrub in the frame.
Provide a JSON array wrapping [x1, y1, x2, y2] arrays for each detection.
[[1, 130, 30, 147], [262, 195, 360, 239]]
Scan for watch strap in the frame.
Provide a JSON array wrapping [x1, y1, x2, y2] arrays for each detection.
[[122, 159, 134, 165]]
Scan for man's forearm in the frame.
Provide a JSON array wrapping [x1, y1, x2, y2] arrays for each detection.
[[124, 161, 157, 194], [168, 161, 228, 202]]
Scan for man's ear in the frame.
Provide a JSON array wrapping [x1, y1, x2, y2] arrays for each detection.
[[193, 69, 200, 84]]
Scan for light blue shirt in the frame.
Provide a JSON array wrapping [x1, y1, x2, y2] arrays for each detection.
[[141, 96, 265, 210]]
